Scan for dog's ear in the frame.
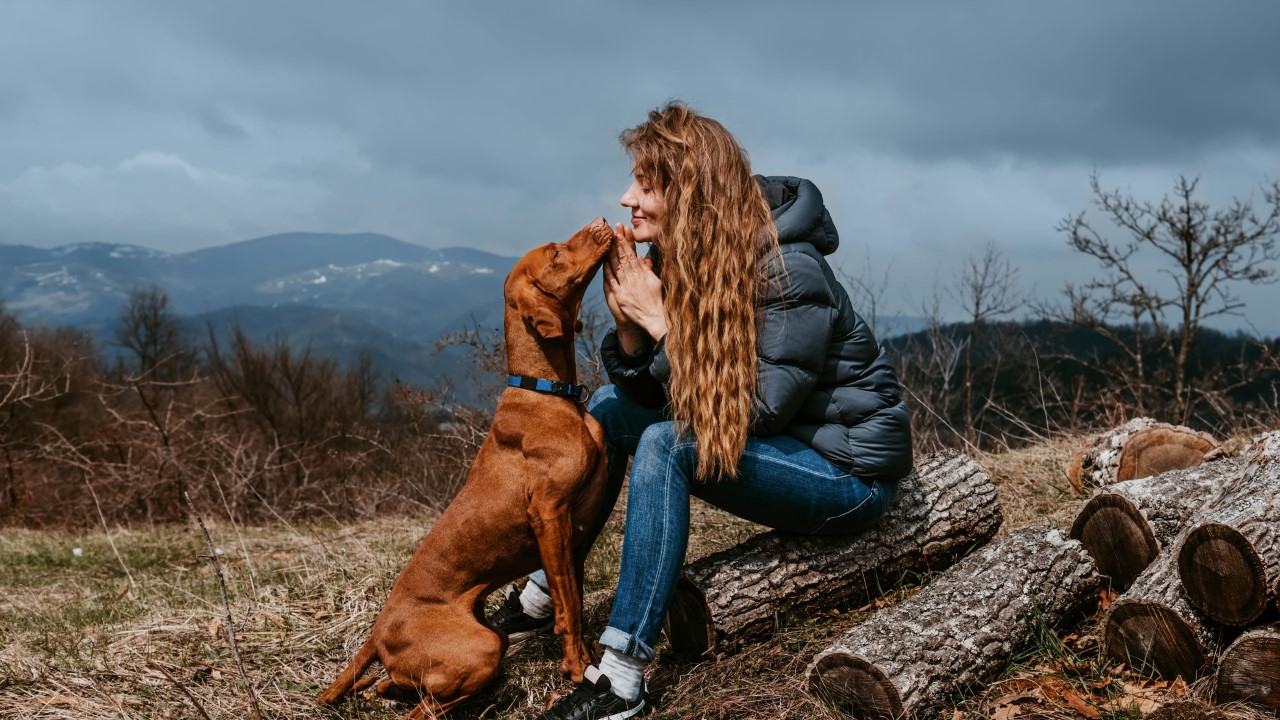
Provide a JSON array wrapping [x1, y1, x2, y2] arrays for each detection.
[[518, 286, 564, 340]]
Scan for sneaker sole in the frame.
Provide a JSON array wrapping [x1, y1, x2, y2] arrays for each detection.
[[601, 699, 646, 719]]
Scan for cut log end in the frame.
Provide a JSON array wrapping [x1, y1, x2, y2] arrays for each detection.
[[1215, 625, 1280, 711], [1105, 599, 1207, 681], [1070, 494, 1159, 589], [1178, 523, 1268, 626], [1115, 428, 1215, 483], [664, 575, 714, 659], [807, 653, 904, 720]]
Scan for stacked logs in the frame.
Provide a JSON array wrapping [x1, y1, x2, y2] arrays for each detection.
[[652, 428, 1277, 718], [792, 424, 1254, 718], [1079, 430, 1280, 713]]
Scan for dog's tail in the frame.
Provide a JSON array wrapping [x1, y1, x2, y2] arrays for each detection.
[[317, 635, 378, 705]]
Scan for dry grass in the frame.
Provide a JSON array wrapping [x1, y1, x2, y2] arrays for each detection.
[[978, 433, 1087, 534], [0, 439, 1268, 719]]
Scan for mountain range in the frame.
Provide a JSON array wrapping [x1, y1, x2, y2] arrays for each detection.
[[1, 232, 929, 397], [0, 232, 517, 393]]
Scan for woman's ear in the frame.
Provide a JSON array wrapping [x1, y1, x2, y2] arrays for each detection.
[[517, 286, 564, 340]]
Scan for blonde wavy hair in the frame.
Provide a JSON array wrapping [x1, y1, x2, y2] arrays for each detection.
[[621, 102, 779, 480]]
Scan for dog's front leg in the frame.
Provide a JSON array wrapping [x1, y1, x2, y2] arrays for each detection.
[[528, 506, 592, 681]]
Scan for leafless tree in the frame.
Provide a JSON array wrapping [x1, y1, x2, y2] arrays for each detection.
[[895, 286, 968, 451], [1057, 173, 1280, 421], [948, 242, 1021, 431], [434, 317, 506, 411], [839, 249, 894, 339], [575, 296, 611, 395], [114, 286, 193, 384]]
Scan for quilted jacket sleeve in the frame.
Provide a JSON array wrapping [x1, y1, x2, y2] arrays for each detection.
[[751, 248, 835, 435], [600, 329, 669, 408]]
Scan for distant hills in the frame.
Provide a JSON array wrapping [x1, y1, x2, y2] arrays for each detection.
[[0, 232, 930, 395], [0, 232, 515, 392]]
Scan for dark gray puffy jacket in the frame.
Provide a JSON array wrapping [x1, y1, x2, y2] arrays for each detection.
[[599, 176, 913, 482]]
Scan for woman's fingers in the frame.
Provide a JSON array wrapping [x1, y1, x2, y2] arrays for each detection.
[[609, 223, 628, 276], [613, 222, 634, 250]]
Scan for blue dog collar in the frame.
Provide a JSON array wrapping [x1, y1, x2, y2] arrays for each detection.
[[507, 374, 589, 402]]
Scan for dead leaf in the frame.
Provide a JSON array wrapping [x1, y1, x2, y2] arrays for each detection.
[[1061, 689, 1100, 719], [989, 691, 1034, 708], [1098, 588, 1118, 612], [1121, 680, 1152, 695], [208, 616, 221, 638], [1171, 677, 1189, 698]]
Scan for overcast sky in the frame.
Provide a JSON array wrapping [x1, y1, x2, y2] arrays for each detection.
[[2, 1, 1279, 333]]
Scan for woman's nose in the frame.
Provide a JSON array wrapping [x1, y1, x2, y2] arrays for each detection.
[[619, 182, 638, 207]]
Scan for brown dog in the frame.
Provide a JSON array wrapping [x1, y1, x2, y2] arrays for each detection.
[[319, 218, 615, 718]]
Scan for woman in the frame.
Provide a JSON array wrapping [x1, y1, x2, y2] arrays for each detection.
[[495, 103, 913, 720]]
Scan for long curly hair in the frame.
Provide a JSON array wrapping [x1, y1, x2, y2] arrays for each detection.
[[621, 102, 779, 480]]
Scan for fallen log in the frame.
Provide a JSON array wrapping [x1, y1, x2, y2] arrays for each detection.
[[1214, 622, 1280, 712], [1103, 526, 1228, 681], [1069, 459, 1242, 591], [805, 527, 1100, 720], [1065, 418, 1217, 493], [663, 451, 1002, 659], [1177, 432, 1280, 625]]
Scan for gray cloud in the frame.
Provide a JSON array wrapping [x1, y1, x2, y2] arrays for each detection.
[[1, 0, 1278, 332]]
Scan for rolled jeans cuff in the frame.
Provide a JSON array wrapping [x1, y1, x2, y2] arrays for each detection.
[[526, 569, 549, 593], [599, 626, 656, 663]]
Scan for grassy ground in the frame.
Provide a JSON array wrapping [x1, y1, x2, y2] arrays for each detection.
[[0, 438, 1261, 719]]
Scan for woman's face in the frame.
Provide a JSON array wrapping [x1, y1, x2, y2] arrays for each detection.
[[619, 174, 663, 244]]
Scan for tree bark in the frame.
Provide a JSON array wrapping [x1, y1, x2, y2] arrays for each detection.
[[805, 527, 1100, 720], [1064, 418, 1217, 492], [1176, 434, 1280, 625], [663, 451, 1002, 659], [1069, 458, 1242, 591], [1103, 526, 1228, 681], [1214, 622, 1280, 712]]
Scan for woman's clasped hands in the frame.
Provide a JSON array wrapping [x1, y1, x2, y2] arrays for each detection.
[[604, 222, 667, 350]]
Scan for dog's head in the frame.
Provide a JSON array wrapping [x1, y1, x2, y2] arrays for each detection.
[[505, 217, 613, 342]]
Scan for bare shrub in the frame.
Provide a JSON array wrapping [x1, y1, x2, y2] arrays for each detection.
[[4, 301, 483, 527], [1056, 173, 1280, 423]]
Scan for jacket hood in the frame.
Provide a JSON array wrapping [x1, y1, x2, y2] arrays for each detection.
[[757, 175, 840, 256]]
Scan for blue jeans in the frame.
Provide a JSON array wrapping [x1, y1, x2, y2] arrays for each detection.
[[529, 384, 895, 661]]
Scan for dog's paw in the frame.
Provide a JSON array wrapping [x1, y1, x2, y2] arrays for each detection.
[[561, 657, 587, 682]]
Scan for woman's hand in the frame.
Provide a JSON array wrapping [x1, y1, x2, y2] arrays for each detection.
[[605, 222, 667, 347]]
